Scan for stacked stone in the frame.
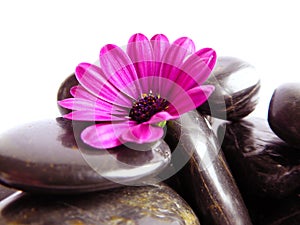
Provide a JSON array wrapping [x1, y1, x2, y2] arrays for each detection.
[[0, 117, 198, 224], [0, 56, 298, 225], [208, 57, 299, 225]]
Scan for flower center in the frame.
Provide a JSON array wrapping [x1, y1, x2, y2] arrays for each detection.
[[129, 93, 169, 124]]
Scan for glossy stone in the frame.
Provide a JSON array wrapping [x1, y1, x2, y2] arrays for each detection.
[[245, 194, 300, 225], [198, 56, 260, 121], [0, 184, 200, 225], [218, 117, 300, 198], [0, 185, 15, 201], [0, 118, 171, 194], [268, 83, 300, 147], [165, 110, 252, 225], [57, 73, 78, 115]]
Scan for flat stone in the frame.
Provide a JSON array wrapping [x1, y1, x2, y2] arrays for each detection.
[[198, 56, 260, 121], [0, 184, 200, 225], [268, 83, 300, 147], [165, 110, 252, 225], [0, 118, 171, 194], [218, 117, 300, 198], [57, 73, 78, 115]]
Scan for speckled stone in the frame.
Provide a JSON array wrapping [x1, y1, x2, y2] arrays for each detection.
[[218, 117, 300, 198], [57, 73, 78, 115], [0, 118, 171, 194], [0, 184, 200, 225], [165, 110, 252, 225], [198, 56, 260, 121], [268, 83, 300, 148]]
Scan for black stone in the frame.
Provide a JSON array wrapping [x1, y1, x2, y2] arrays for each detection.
[[198, 56, 260, 121], [165, 110, 252, 225], [0, 184, 200, 225], [268, 83, 300, 148], [0, 118, 171, 194], [245, 194, 300, 225], [57, 74, 78, 115], [218, 117, 300, 198]]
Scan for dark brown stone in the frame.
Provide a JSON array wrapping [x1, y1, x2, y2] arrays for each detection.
[[0, 184, 200, 225], [0, 185, 15, 201], [165, 110, 252, 225], [0, 118, 171, 194], [198, 56, 260, 121], [218, 117, 300, 198], [268, 83, 300, 148], [245, 195, 300, 225], [57, 73, 78, 115]]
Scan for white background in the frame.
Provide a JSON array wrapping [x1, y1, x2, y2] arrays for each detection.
[[0, 0, 299, 132]]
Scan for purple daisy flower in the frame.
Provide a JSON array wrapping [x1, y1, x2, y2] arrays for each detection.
[[58, 33, 216, 149]]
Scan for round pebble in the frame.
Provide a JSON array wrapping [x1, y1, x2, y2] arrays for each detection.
[[198, 56, 260, 121], [268, 83, 300, 147]]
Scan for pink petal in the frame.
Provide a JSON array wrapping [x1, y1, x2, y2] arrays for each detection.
[[146, 111, 179, 124], [150, 34, 170, 62], [70, 85, 98, 101], [127, 33, 154, 72], [158, 37, 196, 98], [161, 37, 195, 66], [121, 123, 164, 144], [75, 63, 132, 107], [100, 44, 141, 98], [70, 86, 128, 114], [173, 48, 217, 91], [63, 110, 127, 122], [58, 98, 128, 115], [150, 34, 170, 83], [195, 47, 217, 71], [58, 98, 102, 111], [149, 75, 187, 102], [81, 122, 134, 149], [127, 33, 154, 93], [167, 85, 215, 115]]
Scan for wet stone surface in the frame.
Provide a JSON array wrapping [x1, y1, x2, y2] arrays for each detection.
[[268, 83, 300, 148], [245, 194, 300, 225], [0, 185, 15, 201], [218, 117, 300, 198], [198, 56, 260, 121], [0, 184, 200, 225], [0, 118, 171, 194], [165, 110, 252, 225]]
